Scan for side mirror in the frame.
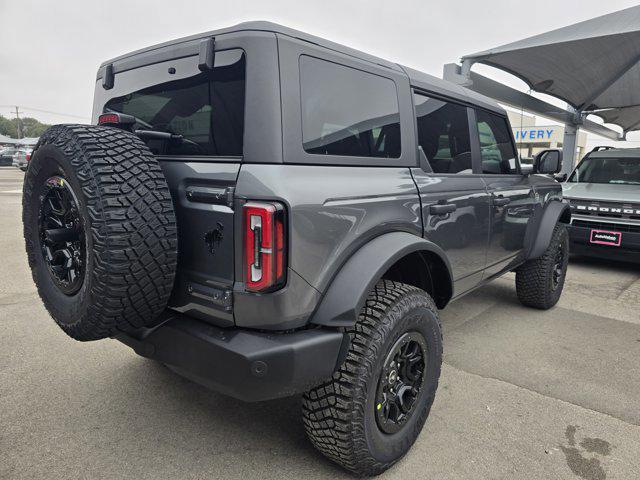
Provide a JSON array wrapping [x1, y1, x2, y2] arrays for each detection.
[[554, 172, 568, 182], [534, 149, 563, 174]]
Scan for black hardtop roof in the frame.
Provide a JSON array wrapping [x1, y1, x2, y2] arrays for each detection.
[[100, 21, 503, 115]]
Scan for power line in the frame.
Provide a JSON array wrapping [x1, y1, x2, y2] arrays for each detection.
[[0, 105, 90, 121]]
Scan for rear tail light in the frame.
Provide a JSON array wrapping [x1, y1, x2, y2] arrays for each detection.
[[25, 152, 31, 161], [244, 201, 286, 292], [98, 112, 136, 127]]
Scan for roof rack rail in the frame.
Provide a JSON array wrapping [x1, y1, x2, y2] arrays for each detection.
[[589, 146, 615, 153]]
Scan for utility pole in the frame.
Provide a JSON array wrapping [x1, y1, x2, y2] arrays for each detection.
[[14, 106, 22, 139]]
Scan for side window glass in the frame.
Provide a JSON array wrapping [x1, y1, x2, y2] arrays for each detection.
[[476, 110, 519, 174], [300, 56, 401, 158], [413, 93, 472, 174]]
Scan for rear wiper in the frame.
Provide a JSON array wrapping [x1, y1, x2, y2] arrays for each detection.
[[134, 129, 184, 145]]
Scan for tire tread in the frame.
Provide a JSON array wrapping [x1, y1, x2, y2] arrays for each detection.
[[515, 223, 568, 310], [23, 124, 178, 340], [303, 280, 441, 476]]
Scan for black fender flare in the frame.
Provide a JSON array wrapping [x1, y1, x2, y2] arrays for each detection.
[[526, 201, 570, 260], [310, 232, 453, 328]]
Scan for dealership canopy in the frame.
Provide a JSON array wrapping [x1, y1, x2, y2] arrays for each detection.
[[461, 5, 640, 133]]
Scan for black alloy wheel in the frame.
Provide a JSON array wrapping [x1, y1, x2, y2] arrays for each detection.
[[551, 241, 566, 290], [303, 281, 443, 476], [38, 175, 86, 295], [24, 125, 177, 340], [375, 332, 428, 434]]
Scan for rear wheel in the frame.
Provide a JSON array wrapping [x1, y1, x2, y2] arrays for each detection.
[[303, 281, 442, 476], [23, 124, 178, 340], [515, 223, 569, 309]]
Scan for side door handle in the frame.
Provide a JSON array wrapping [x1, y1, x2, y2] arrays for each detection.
[[493, 196, 511, 207], [430, 203, 457, 215]]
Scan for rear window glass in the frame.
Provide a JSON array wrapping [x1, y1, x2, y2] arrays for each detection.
[[300, 56, 401, 158], [414, 93, 472, 174], [104, 49, 245, 156]]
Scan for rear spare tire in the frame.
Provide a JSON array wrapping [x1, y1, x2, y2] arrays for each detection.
[[23, 124, 178, 341]]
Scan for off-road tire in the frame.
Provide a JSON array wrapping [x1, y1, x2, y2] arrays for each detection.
[[23, 124, 178, 341], [515, 223, 569, 309], [303, 280, 443, 476]]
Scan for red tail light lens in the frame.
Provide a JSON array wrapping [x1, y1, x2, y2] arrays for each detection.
[[25, 152, 31, 161], [98, 113, 121, 125], [98, 112, 136, 126], [244, 201, 286, 292]]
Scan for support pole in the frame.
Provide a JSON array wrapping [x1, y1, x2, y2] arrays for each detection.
[[562, 122, 578, 175], [14, 106, 22, 139]]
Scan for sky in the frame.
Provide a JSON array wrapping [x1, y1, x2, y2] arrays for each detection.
[[1, 0, 639, 147]]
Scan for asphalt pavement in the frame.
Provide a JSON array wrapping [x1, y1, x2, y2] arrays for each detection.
[[1, 166, 639, 480]]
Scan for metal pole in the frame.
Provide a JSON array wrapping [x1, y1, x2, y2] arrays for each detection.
[[14, 106, 22, 139], [562, 122, 578, 175]]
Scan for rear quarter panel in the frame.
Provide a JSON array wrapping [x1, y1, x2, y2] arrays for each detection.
[[235, 165, 422, 297]]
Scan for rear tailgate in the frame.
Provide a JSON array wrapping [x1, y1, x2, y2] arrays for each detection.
[[92, 40, 247, 327], [160, 161, 239, 325]]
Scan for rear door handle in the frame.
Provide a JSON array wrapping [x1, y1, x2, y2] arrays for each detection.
[[430, 203, 457, 215], [493, 196, 511, 207]]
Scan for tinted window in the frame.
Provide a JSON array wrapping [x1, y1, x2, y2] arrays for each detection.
[[104, 50, 245, 156], [300, 56, 401, 158], [476, 110, 518, 174], [414, 93, 472, 174]]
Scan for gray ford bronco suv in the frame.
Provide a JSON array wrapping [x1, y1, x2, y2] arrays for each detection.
[[22, 22, 570, 476]]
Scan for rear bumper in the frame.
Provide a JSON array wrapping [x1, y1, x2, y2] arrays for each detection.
[[567, 223, 640, 263], [115, 312, 347, 402]]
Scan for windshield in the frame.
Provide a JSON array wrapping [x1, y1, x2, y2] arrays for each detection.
[[568, 157, 640, 185]]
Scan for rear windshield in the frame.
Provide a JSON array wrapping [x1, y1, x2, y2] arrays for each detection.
[[102, 49, 245, 157], [569, 156, 640, 185]]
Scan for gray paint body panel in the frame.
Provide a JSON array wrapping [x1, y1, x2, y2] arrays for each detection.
[[410, 171, 490, 296], [234, 164, 422, 294]]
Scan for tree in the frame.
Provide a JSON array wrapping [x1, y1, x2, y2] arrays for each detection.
[[0, 115, 16, 138], [0, 114, 51, 138]]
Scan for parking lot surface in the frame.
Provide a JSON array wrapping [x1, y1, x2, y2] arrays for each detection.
[[1, 166, 639, 480]]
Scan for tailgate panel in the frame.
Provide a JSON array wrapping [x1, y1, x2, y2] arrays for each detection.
[[160, 160, 240, 327]]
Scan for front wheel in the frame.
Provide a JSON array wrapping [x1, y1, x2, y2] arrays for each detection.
[[515, 223, 569, 309], [303, 281, 443, 476]]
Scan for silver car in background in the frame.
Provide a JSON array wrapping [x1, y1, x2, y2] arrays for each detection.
[[12, 148, 33, 171], [563, 147, 640, 263]]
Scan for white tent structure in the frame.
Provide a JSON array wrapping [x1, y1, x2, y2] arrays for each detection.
[[17, 137, 39, 146], [445, 5, 640, 173], [0, 134, 19, 146]]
